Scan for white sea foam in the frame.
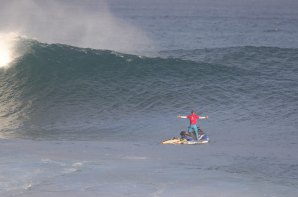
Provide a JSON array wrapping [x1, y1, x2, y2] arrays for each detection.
[[0, 32, 20, 68]]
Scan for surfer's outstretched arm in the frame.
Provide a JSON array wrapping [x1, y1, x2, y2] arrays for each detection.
[[177, 115, 187, 118], [199, 116, 208, 119]]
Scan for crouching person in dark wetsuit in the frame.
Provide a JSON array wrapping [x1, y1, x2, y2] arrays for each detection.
[[180, 131, 195, 141]]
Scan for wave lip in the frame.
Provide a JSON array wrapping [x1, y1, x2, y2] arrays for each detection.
[[0, 32, 22, 68]]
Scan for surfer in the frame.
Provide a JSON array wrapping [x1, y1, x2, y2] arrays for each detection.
[[177, 110, 208, 141]]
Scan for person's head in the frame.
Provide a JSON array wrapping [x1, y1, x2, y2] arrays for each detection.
[[191, 110, 195, 114], [180, 131, 187, 137]]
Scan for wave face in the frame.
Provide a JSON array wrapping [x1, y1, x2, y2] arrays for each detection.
[[1, 39, 297, 139]]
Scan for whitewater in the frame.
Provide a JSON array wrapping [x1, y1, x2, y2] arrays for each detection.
[[1, 0, 298, 196]]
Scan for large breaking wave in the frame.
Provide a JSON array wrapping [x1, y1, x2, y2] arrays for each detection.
[[0, 39, 297, 139]]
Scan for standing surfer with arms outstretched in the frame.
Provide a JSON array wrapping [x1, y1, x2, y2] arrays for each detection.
[[177, 110, 208, 141]]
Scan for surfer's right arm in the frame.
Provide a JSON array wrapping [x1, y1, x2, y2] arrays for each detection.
[[177, 115, 187, 118]]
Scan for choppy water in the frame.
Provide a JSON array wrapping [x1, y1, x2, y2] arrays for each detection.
[[0, 0, 298, 196]]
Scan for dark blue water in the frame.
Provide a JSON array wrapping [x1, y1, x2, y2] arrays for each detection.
[[109, 0, 298, 50], [0, 0, 298, 196]]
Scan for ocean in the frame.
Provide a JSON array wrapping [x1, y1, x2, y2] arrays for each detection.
[[0, 0, 298, 196]]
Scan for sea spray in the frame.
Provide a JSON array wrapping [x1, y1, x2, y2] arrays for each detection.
[[0, 0, 154, 54], [0, 32, 21, 68]]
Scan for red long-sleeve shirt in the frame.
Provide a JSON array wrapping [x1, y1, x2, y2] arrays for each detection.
[[187, 114, 200, 125]]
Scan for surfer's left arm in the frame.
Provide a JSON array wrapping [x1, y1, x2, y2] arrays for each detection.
[[177, 115, 187, 118], [199, 116, 208, 119]]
